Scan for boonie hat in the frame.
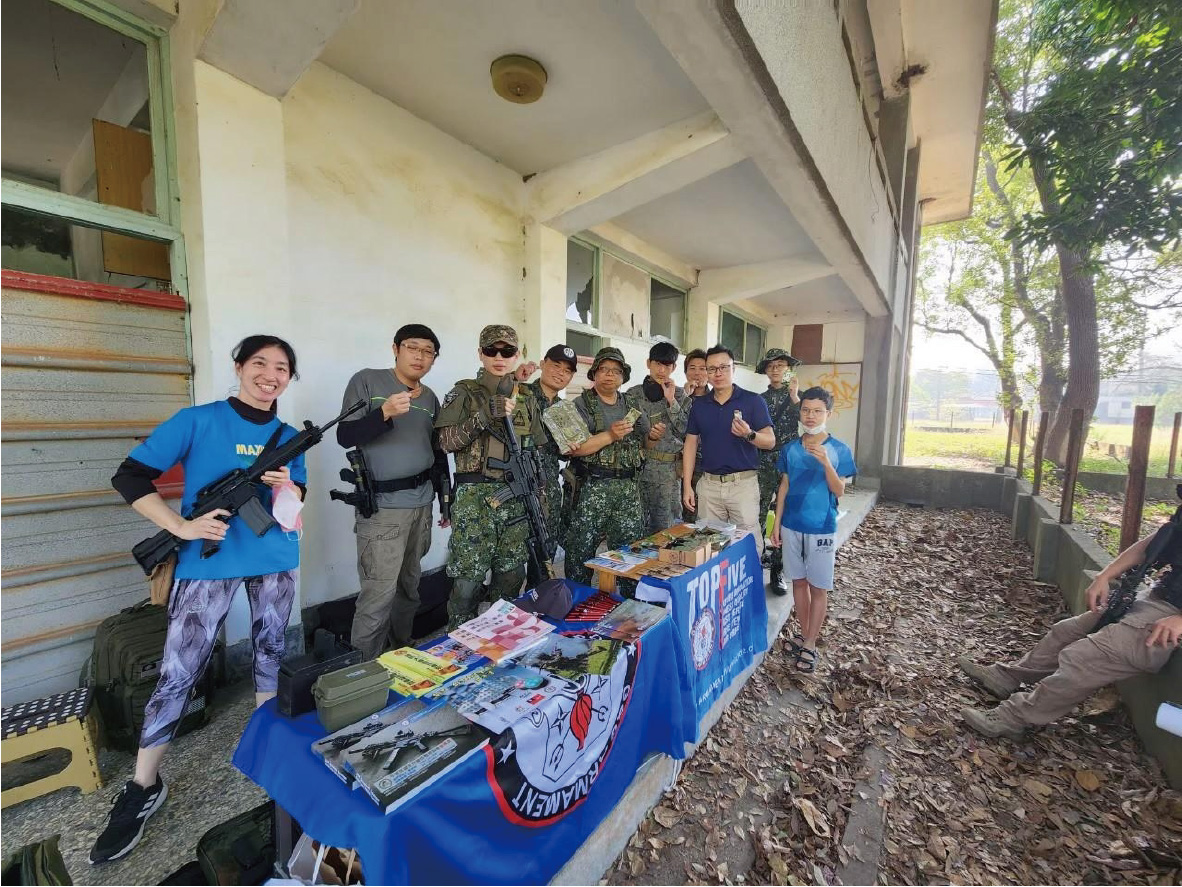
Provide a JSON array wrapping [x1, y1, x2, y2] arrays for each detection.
[[588, 346, 632, 383], [543, 344, 578, 372], [480, 324, 519, 348], [756, 347, 801, 374]]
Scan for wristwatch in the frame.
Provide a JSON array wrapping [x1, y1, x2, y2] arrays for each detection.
[[745, 431, 756, 442]]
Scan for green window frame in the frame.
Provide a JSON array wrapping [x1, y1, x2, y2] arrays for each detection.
[[720, 308, 766, 366], [1, 0, 187, 296]]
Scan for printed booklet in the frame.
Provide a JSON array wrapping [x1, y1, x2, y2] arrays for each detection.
[[594, 599, 667, 642], [424, 662, 576, 734], [378, 647, 463, 697], [449, 599, 555, 663]]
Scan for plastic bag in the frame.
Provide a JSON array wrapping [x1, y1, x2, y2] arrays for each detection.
[[272, 481, 305, 532]]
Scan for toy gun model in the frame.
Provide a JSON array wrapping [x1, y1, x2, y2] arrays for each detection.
[[327, 720, 387, 752], [486, 389, 555, 585], [330, 447, 378, 519], [1091, 483, 1182, 633], [353, 724, 474, 771], [132, 400, 366, 575]]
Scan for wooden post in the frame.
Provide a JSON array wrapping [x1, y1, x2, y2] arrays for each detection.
[[1119, 406, 1156, 552], [1031, 410, 1049, 496], [1003, 409, 1015, 468], [1016, 410, 1030, 478], [1169, 412, 1181, 478], [1059, 408, 1087, 524]]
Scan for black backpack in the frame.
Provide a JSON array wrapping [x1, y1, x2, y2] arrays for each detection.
[[82, 601, 213, 752], [196, 801, 276, 886]]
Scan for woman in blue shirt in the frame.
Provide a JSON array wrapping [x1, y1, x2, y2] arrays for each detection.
[[92, 335, 307, 865]]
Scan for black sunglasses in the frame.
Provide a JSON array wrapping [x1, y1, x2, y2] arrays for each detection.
[[482, 344, 518, 358]]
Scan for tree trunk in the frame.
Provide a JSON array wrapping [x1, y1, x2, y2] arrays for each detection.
[[1044, 245, 1099, 463]]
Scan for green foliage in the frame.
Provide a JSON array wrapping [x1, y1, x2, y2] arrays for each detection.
[[996, 0, 1182, 253]]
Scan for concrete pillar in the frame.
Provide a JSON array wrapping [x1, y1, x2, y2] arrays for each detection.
[[1011, 491, 1032, 541], [1033, 518, 1060, 583], [855, 315, 896, 476], [686, 288, 719, 351], [524, 223, 568, 363], [878, 95, 910, 207]]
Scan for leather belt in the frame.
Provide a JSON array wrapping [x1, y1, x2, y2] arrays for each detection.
[[702, 470, 758, 483], [646, 451, 679, 463]]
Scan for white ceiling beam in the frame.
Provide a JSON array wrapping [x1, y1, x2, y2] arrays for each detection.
[[527, 111, 745, 236], [198, 0, 360, 99], [867, 1, 907, 99], [637, 0, 890, 318], [693, 257, 835, 306]]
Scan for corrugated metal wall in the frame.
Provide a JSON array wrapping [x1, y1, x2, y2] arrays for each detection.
[[1, 272, 190, 704]]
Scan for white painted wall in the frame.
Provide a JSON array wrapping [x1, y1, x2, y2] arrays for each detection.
[[735, 0, 898, 306], [282, 62, 527, 609]]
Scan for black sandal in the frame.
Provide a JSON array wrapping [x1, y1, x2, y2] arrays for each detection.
[[785, 634, 804, 657], [795, 648, 817, 673]]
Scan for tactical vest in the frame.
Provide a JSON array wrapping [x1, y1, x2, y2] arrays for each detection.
[[451, 379, 534, 477], [573, 389, 644, 473], [1152, 511, 1182, 608]]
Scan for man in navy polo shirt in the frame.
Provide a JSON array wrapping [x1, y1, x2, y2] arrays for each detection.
[[681, 344, 775, 557]]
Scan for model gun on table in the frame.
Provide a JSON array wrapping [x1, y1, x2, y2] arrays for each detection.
[[352, 724, 474, 771], [1091, 483, 1182, 633], [486, 386, 556, 587], [132, 400, 367, 575], [326, 720, 387, 752]]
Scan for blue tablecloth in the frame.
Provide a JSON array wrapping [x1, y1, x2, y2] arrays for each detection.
[[233, 583, 694, 885]]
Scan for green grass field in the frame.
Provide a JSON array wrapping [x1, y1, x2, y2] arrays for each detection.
[[903, 420, 1179, 476]]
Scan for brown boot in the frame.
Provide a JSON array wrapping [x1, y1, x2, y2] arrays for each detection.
[[957, 656, 1018, 700], [961, 706, 1025, 740]]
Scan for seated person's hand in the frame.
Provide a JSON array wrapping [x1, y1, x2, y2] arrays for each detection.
[[1085, 576, 1111, 613], [1146, 614, 1182, 649]]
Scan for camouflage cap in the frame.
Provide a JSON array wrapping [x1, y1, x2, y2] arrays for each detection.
[[756, 347, 801, 373], [587, 346, 631, 383], [479, 324, 519, 348]]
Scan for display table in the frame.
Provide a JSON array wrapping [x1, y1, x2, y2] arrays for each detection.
[[583, 523, 700, 592], [232, 583, 694, 886]]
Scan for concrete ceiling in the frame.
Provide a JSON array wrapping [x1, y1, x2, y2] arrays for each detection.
[[317, 0, 711, 176], [611, 160, 818, 270], [902, 0, 997, 224], [757, 274, 865, 324], [1, 0, 141, 184]]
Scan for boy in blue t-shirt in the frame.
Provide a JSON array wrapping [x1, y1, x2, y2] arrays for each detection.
[[770, 387, 856, 673]]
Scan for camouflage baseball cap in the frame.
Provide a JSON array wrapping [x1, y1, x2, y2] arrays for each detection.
[[756, 347, 801, 373], [588, 346, 631, 383], [479, 324, 519, 348]]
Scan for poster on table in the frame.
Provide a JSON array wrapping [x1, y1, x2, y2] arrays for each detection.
[[636, 533, 768, 738]]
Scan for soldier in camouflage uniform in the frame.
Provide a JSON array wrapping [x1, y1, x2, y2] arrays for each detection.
[[756, 347, 801, 591], [519, 344, 577, 561], [627, 341, 691, 535], [563, 347, 653, 587], [436, 324, 545, 627], [681, 349, 710, 522]]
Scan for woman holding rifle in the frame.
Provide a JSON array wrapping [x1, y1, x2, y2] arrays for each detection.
[[92, 335, 307, 865]]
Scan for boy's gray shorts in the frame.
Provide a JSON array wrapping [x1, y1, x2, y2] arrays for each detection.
[[782, 529, 836, 590]]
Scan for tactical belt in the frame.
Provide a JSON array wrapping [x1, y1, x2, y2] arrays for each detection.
[[454, 472, 499, 485], [577, 466, 638, 481], [373, 469, 431, 493], [646, 450, 679, 463]]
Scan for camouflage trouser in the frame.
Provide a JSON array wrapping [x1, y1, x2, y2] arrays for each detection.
[[682, 470, 702, 523], [639, 459, 681, 536], [542, 469, 565, 559], [446, 483, 530, 582], [758, 450, 782, 537], [564, 478, 646, 586]]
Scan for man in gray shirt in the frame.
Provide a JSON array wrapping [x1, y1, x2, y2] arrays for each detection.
[[337, 324, 448, 658]]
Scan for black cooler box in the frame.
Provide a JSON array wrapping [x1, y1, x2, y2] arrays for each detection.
[[276, 629, 362, 718]]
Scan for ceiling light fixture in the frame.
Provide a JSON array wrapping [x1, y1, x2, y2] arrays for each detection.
[[491, 54, 547, 104]]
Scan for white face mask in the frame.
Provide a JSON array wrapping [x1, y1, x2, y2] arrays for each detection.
[[801, 423, 827, 436]]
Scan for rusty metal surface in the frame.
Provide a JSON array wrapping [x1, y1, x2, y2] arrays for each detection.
[[1, 278, 190, 704]]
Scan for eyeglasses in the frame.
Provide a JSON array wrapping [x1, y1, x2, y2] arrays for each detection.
[[705, 363, 733, 375], [481, 345, 518, 358], [800, 407, 828, 416], [399, 344, 437, 359], [596, 367, 624, 377]]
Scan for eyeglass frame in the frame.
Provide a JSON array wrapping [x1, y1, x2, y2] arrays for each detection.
[[481, 344, 519, 358], [398, 343, 438, 359], [704, 362, 734, 375]]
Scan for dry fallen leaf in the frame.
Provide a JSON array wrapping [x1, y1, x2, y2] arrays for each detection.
[[1074, 769, 1101, 791]]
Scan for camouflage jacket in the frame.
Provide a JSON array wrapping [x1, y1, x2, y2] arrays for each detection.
[[435, 370, 542, 476], [626, 378, 690, 457], [523, 378, 562, 479], [761, 385, 800, 451]]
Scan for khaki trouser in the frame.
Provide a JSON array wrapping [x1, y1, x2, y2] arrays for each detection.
[[985, 596, 1180, 729], [351, 504, 433, 659], [696, 471, 763, 558]]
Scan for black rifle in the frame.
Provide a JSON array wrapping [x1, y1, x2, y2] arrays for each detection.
[[431, 449, 452, 524], [329, 448, 378, 519], [486, 399, 555, 585], [131, 400, 366, 575], [354, 724, 474, 771], [1091, 483, 1182, 633]]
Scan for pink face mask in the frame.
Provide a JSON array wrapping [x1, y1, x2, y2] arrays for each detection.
[[272, 481, 304, 532]]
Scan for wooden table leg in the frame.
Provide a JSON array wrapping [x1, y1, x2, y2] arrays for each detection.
[[595, 570, 618, 593]]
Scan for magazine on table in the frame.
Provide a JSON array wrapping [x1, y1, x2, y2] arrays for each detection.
[[310, 697, 427, 788], [378, 647, 463, 697], [421, 635, 488, 672], [510, 633, 627, 680], [449, 599, 555, 663], [424, 662, 577, 734], [344, 702, 488, 814], [593, 598, 667, 642]]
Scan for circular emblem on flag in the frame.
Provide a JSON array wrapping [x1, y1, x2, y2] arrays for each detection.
[[486, 636, 639, 825], [691, 608, 716, 671]]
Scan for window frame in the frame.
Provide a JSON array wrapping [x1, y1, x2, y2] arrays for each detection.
[[720, 307, 768, 367], [0, 0, 187, 296], [648, 272, 687, 349]]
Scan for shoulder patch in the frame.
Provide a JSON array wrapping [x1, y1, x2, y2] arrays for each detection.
[[442, 388, 462, 409]]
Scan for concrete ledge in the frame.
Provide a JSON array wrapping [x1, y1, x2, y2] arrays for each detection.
[[554, 488, 879, 884], [880, 466, 1003, 509], [1078, 470, 1179, 500]]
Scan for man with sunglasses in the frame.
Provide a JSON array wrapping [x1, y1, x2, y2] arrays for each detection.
[[337, 324, 447, 659], [682, 344, 775, 558], [436, 325, 545, 627], [563, 347, 652, 586], [628, 341, 691, 535]]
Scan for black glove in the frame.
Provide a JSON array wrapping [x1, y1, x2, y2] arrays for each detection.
[[490, 395, 513, 418]]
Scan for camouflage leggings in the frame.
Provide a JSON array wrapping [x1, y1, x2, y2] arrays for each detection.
[[141, 570, 296, 749], [564, 478, 646, 586]]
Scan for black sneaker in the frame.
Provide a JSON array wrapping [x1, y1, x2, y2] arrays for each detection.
[[89, 775, 168, 864]]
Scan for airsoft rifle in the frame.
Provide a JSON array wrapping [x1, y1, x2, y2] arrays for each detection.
[[352, 724, 475, 771], [131, 400, 366, 575]]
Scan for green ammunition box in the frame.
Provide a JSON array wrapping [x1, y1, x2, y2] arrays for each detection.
[[311, 661, 391, 732]]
